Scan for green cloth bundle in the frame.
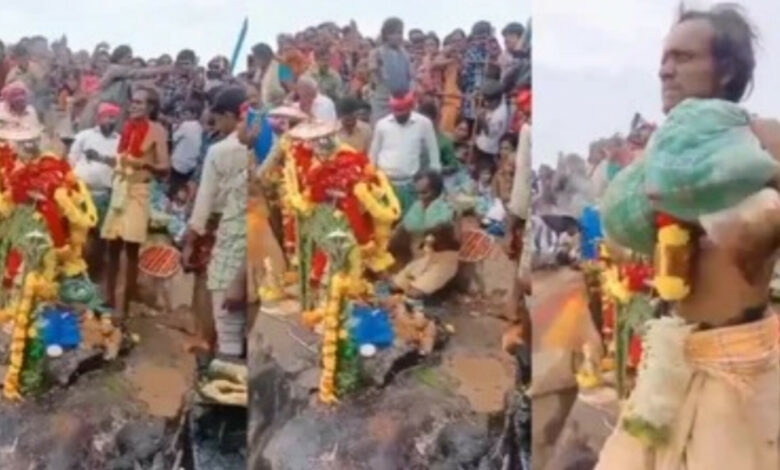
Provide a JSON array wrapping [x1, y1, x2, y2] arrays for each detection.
[[601, 99, 779, 254]]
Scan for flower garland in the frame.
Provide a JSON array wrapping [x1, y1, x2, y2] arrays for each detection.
[[0, 143, 111, 401], [276, 139, 399, 404]]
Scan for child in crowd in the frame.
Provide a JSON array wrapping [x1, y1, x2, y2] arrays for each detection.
[[474, 80, 508, 170], [475, 164, 495, 216], [493, 135, 516, 205], [452, 117, 472, 148], [167, 185, 191, 247], [445, 145, 477, 212]]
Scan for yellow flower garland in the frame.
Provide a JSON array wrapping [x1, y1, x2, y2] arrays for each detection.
[[2, 270, 56, 401], [352, 169, 400, 272], [319, 273, 347, 404]]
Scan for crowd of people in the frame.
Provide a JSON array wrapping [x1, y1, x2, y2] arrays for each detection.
[[0, 15, 532, 364], [254, 17, 532, 333], [527, 113, 655, 269]]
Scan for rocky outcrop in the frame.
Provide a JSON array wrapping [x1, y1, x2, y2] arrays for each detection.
[[248, 304, 530, 470]]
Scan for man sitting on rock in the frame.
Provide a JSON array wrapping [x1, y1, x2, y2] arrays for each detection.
[[389, 170, 460, 300]]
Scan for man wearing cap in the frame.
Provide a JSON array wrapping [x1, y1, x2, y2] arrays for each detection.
[[369, 91, 440, 215], [68, 101, 121, 280]]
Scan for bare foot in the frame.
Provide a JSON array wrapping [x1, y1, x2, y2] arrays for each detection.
[[186, 337, 213, 354]]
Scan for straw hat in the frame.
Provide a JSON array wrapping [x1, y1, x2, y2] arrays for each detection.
[[267, 105, 310, 121], [287, 120, 340, 141]]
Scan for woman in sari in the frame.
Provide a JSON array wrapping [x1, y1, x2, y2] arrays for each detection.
[[436, 30, 466, 135]]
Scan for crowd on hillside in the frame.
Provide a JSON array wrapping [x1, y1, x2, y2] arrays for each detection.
[[528, 113, 655, 268], [0, 15, 532, 362]]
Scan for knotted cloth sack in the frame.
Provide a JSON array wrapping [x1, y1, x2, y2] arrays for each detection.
[[602, 98, 779, 254]]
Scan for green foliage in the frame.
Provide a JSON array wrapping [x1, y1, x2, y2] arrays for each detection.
[[19, 325, 47, 396], [615, 295, 655, 398]]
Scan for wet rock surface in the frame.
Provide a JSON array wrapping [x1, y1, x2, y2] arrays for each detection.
[[260, 375, 490, 470], [190, 403, 247, 470], [249, 289, 522, 470], [0, 302, 199, 469]]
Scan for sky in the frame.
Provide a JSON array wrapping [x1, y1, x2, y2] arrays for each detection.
[[0, 0, 529, 63], [534, 0, 780, 167]]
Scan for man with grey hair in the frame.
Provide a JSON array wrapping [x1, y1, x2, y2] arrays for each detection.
[[294, 75, 336, 122]]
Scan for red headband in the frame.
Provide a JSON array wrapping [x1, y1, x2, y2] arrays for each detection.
[[389, 91, 415, 113], [1, 82, 29, 103], [97, 102, 121, 121], [517, 89, 531, 115]]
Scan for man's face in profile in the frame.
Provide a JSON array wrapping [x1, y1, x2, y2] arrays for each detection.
[[659, 19, 720, 114]]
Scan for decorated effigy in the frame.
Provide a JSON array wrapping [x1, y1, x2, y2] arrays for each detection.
[[259, 121, 401, 404], [0, 141, 119, 401]]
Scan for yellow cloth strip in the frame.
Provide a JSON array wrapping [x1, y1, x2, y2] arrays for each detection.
[[685, 313, 779, 394]]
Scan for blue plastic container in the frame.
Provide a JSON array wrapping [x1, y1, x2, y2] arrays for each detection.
[[349, 305, 394, 349], [39, 306, 81, 349]]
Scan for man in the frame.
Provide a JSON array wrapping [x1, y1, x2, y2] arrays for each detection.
[[390, 170, 460, 300], [417, 101, 458, 171], [184, 87, 248, 359], [369, 91, 440, 214], [170, 99, 204, 191], [205, 56, 229, 93], [6, 44, 44, 94], [597, 5, 780, 469], [253, 43, 290, 109], [474, 80, 508, 169], [0, 81, 41, 131], [0, 41, 10, 89], [101, 86, 169, 317], [294, 76, 336, 122], [369, 17, 413, 124], [506, 97, 532, 330], [306, 45, 342, 102], [68, 102, 121, 281], [336, 96, 371, 153], [160, 49, 197, 126]]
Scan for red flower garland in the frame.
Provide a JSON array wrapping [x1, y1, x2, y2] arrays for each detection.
[[118, 118, 150, 159]]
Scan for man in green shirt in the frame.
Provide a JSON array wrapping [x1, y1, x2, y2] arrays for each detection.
[[418, 101, 458, 170], [306, 45, 342, 102], [390, 170, 460, 299]]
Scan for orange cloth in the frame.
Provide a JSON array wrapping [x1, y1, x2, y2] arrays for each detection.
[[439, 62, 461, 135], [281, 49, 310, 79]]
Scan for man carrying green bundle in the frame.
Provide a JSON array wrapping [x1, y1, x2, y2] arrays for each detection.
[[598, 4, 780, 470]]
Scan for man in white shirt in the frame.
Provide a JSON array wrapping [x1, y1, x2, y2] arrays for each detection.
[[67, 101, 121, 280], [184, 87, 248, 359], [294, 76, 337, 122], [369, 91, 440, 214], [170, 99, 204, 190], [474, 81, 508, 170]]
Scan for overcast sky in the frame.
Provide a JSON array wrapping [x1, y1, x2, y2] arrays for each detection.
[[534, 0, 780, 167], [0, 0, 528, 63]]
